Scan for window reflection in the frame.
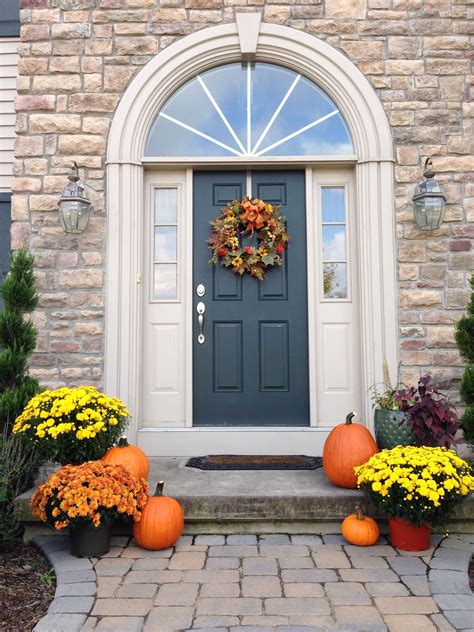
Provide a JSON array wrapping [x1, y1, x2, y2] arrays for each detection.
[[153, 188, 178, 300], [145, 62, 353, 158], [321, 187, 348, 300]]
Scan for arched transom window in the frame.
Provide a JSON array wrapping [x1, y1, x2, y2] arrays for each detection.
[[145, 62, 353, 158]]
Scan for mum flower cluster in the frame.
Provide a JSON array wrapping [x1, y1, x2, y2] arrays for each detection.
[[208, 196, 289, 280], [13, 387, 129, 464], [355, 445, 474, 527], [32, 461, 149, 530]]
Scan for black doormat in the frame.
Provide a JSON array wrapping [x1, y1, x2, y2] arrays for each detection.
[[186, 455, 323, 471]]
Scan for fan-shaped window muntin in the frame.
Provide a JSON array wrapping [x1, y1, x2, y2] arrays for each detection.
[[145, 62, 354, 158]]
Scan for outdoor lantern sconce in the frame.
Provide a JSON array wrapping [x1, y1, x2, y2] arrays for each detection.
[[412, 157, 446, 231], [59, 162, 92, 234]]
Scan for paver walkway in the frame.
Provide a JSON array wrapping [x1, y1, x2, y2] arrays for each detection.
[[35, 533, 473, 632]]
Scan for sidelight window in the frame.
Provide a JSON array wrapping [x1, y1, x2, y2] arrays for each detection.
[[145, 62, 353, 158], [321, 186, 348, 300], [152, 187, 179, 301]]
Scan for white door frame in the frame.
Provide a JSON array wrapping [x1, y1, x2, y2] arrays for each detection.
[[105, 21, 397, 453]]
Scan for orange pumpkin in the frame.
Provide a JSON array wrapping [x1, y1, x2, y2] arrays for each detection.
[[342, 506, 380, 546], [133, 481, 184, 550], [101, 437, 150, 481], [323, 412, 379, 489]]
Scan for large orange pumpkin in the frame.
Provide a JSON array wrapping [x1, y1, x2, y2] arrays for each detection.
[[323, 412, 378, 489], [342, 506, 380, 546], [101, 437, 150, 481], [133, 481, 184, 550]]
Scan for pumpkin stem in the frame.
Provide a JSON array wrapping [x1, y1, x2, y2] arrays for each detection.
[[154, 481, 164, 497], [345, 411, 357, 425], [117, 436, 129, 448], [355, 505, 365, 521]]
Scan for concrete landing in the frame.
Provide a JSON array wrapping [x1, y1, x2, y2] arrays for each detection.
[[15, 458, 474, 539]]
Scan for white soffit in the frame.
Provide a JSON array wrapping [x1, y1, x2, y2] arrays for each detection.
[[236, 12, 261, 60]]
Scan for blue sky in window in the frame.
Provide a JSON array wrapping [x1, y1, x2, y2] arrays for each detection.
[[145, 62, 354, 157]]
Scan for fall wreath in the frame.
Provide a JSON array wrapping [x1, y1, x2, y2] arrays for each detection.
[[208, 196, 289, 280]]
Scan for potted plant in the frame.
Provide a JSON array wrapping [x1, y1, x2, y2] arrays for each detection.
[[370, 362, 415, 450], [13, 386, 130, 464], [355, 445, 474, 550], [396, 375, 460, 448], [31, 461, 148, 557]]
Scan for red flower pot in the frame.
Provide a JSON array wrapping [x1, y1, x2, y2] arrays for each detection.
[[388, 517, 431, 551]]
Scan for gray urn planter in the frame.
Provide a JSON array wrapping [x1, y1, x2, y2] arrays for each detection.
[[374, 409, 415, 450]]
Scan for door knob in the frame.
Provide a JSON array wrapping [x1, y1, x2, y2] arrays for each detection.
[[197, 301, 205, 344]]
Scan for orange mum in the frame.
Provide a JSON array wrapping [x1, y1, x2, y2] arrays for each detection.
[[32, 461, 149, 530]]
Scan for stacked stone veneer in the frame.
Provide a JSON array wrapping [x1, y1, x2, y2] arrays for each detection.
[[13, 0, 473, 402]]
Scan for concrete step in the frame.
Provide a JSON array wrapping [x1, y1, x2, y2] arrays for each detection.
[[16, 457, 474, 540]]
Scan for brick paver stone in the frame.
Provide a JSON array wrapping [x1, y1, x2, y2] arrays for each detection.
[[366, 582, 410, 597], [167, 551, 206, 570], [402, 575, 431, 596], [196, 597, 263, 616], [94, 559, 133, 576], [312, 549, 351, 568], [242, 556, 278, 575], [48, 596, 94, 614], [95, 617, 144, 632], [97, 576, 122, 598], [434, 593, 474, 610], [184, 569, 240, 583], [144, 606, 194, 631], [281, 569, 338, 583], [259, 545, 309, 558], [208, 545, 258, 557], [350, 556, 389, 568], [121, 546, 173, 558], [91, 598, 153, 617], [374, 596, 439, 614], [279, 557, 314, 569], [116, 584, 157, 599], [55, 582, 96, 597], [384, 614, 437, 631], [130, 558, 169, 571], [205, 557, 240, 570], [429, 569, 472, 594], [283, 583, 324, 597], [125, 570, 183, 584], [339, 568, 399, 582], [192, 615, 240, 628], [334, 605, 385, 625], [264, 597, 331, 616], [388, 556, 428, 575], [290, 535, 323, 546], [242, 575, 282, 597], [155, 583, 199, 606], [324, 581, 372, 605], [345, 544, 397, 557], [200, 583, 241, 598], [194, 535, 226, 545], [226, 535, 258, 544], [33, 614, 87, 632]]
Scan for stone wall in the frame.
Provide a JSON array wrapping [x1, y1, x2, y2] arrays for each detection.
[[13, 0, 473, 403]]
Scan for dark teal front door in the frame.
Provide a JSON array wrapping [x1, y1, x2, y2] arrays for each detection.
[[193, 171, 309, 426]]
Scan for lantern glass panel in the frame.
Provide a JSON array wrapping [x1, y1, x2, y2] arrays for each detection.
[[60, 199, 91, 233]]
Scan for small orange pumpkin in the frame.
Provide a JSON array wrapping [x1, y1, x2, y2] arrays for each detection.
[[133, 481, 184, 550], [342, 505, 380, 546], [101, 437, 150, 481], [323, 412, 379, 489]]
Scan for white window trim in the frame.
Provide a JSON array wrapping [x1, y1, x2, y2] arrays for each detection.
[[104, 21, 398, 452]]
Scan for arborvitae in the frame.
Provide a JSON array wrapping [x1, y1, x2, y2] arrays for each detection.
[[0, 248, 43, 545], [455, 273, 474, 444], [0, 248, 40, 433]]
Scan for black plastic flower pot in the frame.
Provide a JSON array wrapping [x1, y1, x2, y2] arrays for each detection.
[[69, 522, 111, 558]]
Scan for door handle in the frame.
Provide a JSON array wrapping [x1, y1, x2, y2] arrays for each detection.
[[197, 301, 205, 344]]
